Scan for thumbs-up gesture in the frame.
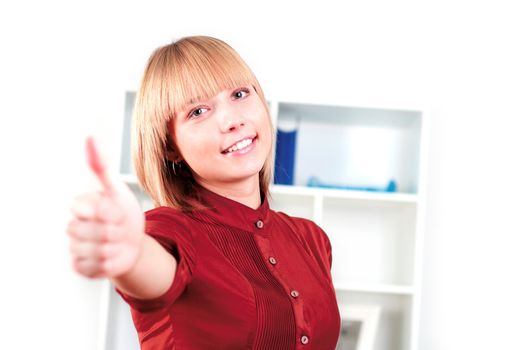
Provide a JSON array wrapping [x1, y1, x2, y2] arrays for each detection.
[[67, 137, 145, 278]]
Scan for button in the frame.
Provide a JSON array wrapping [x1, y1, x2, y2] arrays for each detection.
[[301, 335, 309, 345], [269, 257, 277, 265], [290, 290, 300, 298], [255, 220, 264, 229]]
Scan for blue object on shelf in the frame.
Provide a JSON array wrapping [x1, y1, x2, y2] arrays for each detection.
[[274, 129, 297, 185], [306, 177, 398, 193]]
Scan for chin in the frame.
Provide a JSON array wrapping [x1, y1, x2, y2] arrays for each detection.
[[224, 167, 262, 183]]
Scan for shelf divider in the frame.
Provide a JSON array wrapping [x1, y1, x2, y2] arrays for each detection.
[[333, 282, 415, 296]]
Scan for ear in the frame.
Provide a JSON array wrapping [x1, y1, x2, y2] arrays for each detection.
[[165, 149, 183, 163], [165, 124, 183, 162]]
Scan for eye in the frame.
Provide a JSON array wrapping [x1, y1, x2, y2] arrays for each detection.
[[189, 107, 208, 119], [233, 88, 250, 100]]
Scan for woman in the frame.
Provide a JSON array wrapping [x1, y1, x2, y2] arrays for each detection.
[[67, 36, 341, 349]]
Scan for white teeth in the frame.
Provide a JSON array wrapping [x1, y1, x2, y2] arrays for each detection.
[[226, 138, 253, 153]]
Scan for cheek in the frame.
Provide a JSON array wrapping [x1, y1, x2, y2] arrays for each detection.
[[177, 130, 217, 163], [261, 119, 273, 152]]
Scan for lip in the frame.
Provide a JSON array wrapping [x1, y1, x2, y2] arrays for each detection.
[[221, 134, 256, 153], [221, 135, 257, 154]]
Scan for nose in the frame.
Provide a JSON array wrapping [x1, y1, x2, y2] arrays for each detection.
[[219, 104, 245, 133], [221, 119, 245, 133]]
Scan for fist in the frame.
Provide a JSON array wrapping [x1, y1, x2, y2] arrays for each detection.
[[67, 137, 145, 278]]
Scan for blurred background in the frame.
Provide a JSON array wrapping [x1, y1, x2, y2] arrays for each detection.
[[1, 1, 526, 349]]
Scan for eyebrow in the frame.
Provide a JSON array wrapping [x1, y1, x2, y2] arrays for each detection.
[[185, 95, 206, 107], [179, 95, 207, 117], [179, 98, 197, 114], [183, 98, 195, 107]]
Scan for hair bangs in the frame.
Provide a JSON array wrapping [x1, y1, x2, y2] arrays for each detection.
[[165, 38, 258, 120]]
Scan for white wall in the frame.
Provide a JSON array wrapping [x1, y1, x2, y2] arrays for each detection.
[[1, 1, 525, 349]]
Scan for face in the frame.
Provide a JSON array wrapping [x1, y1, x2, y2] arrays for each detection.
[[168, 85, 272, 191]]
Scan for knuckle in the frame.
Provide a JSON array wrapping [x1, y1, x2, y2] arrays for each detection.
[[72, 258, 84, 273], [66, 221, 75, 237], [103, 224, 121, 242], [100, 225, 112, 241], [71, 241, 87, 257], [99, 246, 108, 259], [100, 244, 112, 259], [68, 240, 77, 255], [72, 257, 104, 278], [94, 245, 105, 259], [66, 220, 82, 238], [100, 260, 113, 276], [71, 203, 95, 220], [86, 269, 102, 279]]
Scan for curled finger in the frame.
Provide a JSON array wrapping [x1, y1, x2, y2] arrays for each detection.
[[70, 193, 102, 220], [69, 240, 103, 260], [71, 257, 103, 278]]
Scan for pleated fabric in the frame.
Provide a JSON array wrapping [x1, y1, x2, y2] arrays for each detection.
[[117, 185, 341, 350], [206, 222, 297, 349]]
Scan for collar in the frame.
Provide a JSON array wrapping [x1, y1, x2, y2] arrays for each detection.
[[193, 185, 271, 235]]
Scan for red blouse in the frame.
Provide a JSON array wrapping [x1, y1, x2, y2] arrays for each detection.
[[117, 186, 341, 349]]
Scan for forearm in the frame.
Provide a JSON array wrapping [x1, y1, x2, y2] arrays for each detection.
[[111, 234, 177, 300]]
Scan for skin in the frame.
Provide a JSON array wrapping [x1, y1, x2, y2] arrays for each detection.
[[168, 85, 272, 209], [66, 85, 272, 301], [67, 137, 175, 299]]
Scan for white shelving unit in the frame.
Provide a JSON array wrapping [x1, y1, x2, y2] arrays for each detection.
[[268, 100, 429, 350], [101, 94, 428, 350]]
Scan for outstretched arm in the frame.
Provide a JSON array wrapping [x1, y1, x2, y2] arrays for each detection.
[[67, 137, 176, 300]]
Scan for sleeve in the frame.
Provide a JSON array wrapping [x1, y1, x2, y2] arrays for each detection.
[[301, 219, 333, 279], [321, 226, 333, 270], [280, 214, 334, 282], [115, 207, 196, 312]]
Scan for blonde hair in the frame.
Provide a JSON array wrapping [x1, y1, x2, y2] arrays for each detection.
[[132, 36, 274, 211]]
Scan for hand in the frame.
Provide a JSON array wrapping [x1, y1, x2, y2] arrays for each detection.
[[67, 137, 145, 278]]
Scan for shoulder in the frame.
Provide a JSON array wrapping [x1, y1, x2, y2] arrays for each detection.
[[145, 206, 187, 221], [143, 206, 194, 253], [273, 211, 331, 254], [144, 206, 191, 233], [274, 211, 327, 239], [273, 211, 334, 274]]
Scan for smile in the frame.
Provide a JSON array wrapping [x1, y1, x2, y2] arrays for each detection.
[[222, 136, 257, 155]]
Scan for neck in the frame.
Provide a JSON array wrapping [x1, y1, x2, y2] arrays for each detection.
[[198, 176, 262, 209]]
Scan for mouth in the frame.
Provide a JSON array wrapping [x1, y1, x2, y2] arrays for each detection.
[[221, 135, 257, 155]]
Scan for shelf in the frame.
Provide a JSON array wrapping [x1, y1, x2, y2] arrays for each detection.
[[120, 173, 138, 185], [120, 175, 418, 205], [323, 196, 417, 287], [270, 184, 418, 204], [333, 282, 415, 296], [276, 102, 423, 194], [335, 290, 413, 350], [278, 101, 422, 128]]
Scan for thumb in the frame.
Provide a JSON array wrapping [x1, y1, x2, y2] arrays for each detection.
[[85, 136, 115, 197]]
